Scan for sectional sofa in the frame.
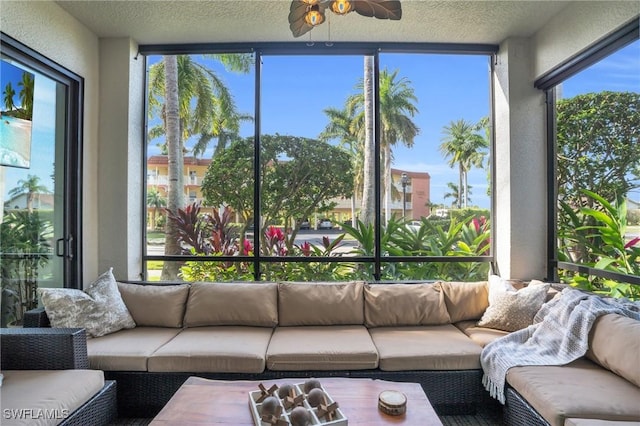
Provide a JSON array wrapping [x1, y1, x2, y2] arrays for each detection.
[[0, 328, 117, 426], [22, 279, 640, 426]]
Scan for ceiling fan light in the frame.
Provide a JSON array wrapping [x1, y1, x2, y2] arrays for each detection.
[[331, 0, 352, 15], [304, 5, 325, 26]]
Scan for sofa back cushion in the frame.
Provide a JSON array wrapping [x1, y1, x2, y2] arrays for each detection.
[[364, 283, 451, 327], [439, 281, 489, 322], [118, 283, 190, 328], [587, 313, 640, 387], [278, 281, 364, 326], [184, 282, 278, 327]]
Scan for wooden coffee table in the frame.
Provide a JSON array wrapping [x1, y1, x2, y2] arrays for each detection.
[[150, 376, 443, 425]]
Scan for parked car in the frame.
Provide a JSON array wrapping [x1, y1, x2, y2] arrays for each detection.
[[317, 219, 333, 230], [406, 220, 422, 232], [299, 219, 311, 230]]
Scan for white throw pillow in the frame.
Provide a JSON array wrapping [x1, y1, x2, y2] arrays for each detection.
[[478, 281, 550, 332], [487, 275, 517, 305], [39, 268, 135, 337]]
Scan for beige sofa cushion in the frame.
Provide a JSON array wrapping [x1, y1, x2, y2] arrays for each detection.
[[364, 283, 450, 327], [586, 313, 640, 387], [148, 326, 273, 373], [565, 420, 640, 426], [1, 369, 104, 426], [369, 324, 483, 371], [507, 359, 640, 426], [118, 283, 190, 327], [439, 281, 489, 322], [87, 327, 181, 371], [454, 320, 509, 347], [266, 325, 378, 370], [278, 281, 364, 326], [184, 282, 278, 327]]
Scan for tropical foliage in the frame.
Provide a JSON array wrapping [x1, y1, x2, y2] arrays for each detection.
[[168, 203, 491, 282], [555, 91, 640, 299], [0, 211, 52, 325], [201, 134, 354, 250], [556, 91, 640, 212], [558, 190, 639, 300]]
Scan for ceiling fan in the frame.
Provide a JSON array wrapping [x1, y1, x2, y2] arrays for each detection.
[[288, 0, 402, 38]]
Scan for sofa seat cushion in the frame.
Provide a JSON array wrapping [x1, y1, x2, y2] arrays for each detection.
[[266, 326, 378, 370], [369, 324, 483, 371], [1, 369, 104, 426], [454, 320, 509, 347], [87, 327, 181, 371], [148, 326, 273, 373], [507, 358, 640, 426], [565, 420, 640, 426]]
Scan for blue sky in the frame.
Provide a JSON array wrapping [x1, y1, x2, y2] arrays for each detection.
[[149, 40, 639, 209]]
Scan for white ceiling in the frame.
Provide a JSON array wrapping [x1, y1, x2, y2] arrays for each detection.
[[55, 0, 573, 46]]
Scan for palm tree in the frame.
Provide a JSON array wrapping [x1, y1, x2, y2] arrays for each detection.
[[148, 54, 252, 280], [320, 104, 361, 225], [3, 82, 16, 112], [147, 187, 167, 230], [360, 55, 375, 225], [443, 182, 473, 208], [8, 174, 50, 213], [349, 68, 419, 223], [17, 71, 34, 119], [439, 119, 488, 209], [148, 54, 253, 158]]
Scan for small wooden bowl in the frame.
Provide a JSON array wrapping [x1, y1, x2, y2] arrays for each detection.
[[378, 390, 407, 416]]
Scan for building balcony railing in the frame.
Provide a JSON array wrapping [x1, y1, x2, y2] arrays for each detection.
[[148, 175, 200, 186]]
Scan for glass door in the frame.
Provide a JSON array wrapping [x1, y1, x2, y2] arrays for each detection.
[[0, 34, 82, 326]]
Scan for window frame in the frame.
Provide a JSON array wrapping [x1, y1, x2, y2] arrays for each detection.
[[536, 19, 640, 285], [0, 32, 84, 288], [140, 41, 498, 281]]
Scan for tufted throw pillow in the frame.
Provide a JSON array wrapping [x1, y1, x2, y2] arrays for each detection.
[[39, 268, 135, 337], [477, 281, 550, 332]]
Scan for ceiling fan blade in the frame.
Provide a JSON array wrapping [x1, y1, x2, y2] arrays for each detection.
[[288, 0, 315, 37], [353, 0, 402, 20]]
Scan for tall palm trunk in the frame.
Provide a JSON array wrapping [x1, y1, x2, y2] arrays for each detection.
[[458, 163, 464, 209], [360, 56, 375, 225], [161, 56, 184, 280], [383, 143, 391, 224]]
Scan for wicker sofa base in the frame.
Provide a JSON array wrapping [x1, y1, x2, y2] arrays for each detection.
[[61, 380, 118, 426], [504, 386, 550, 426], [108, 369, 497, 418]]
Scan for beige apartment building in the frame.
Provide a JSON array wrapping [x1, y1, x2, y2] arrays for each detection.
[[146, 156, 430, 228]]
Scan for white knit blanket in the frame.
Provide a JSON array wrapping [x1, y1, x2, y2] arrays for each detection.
[[480, 287, 640, 404]]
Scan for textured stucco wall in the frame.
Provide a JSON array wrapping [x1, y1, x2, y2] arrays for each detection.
[[98, 38, 144, 280], [493, 38, 547, 280], [1, 1, 101, 286], [533, 1, 639, 79]]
